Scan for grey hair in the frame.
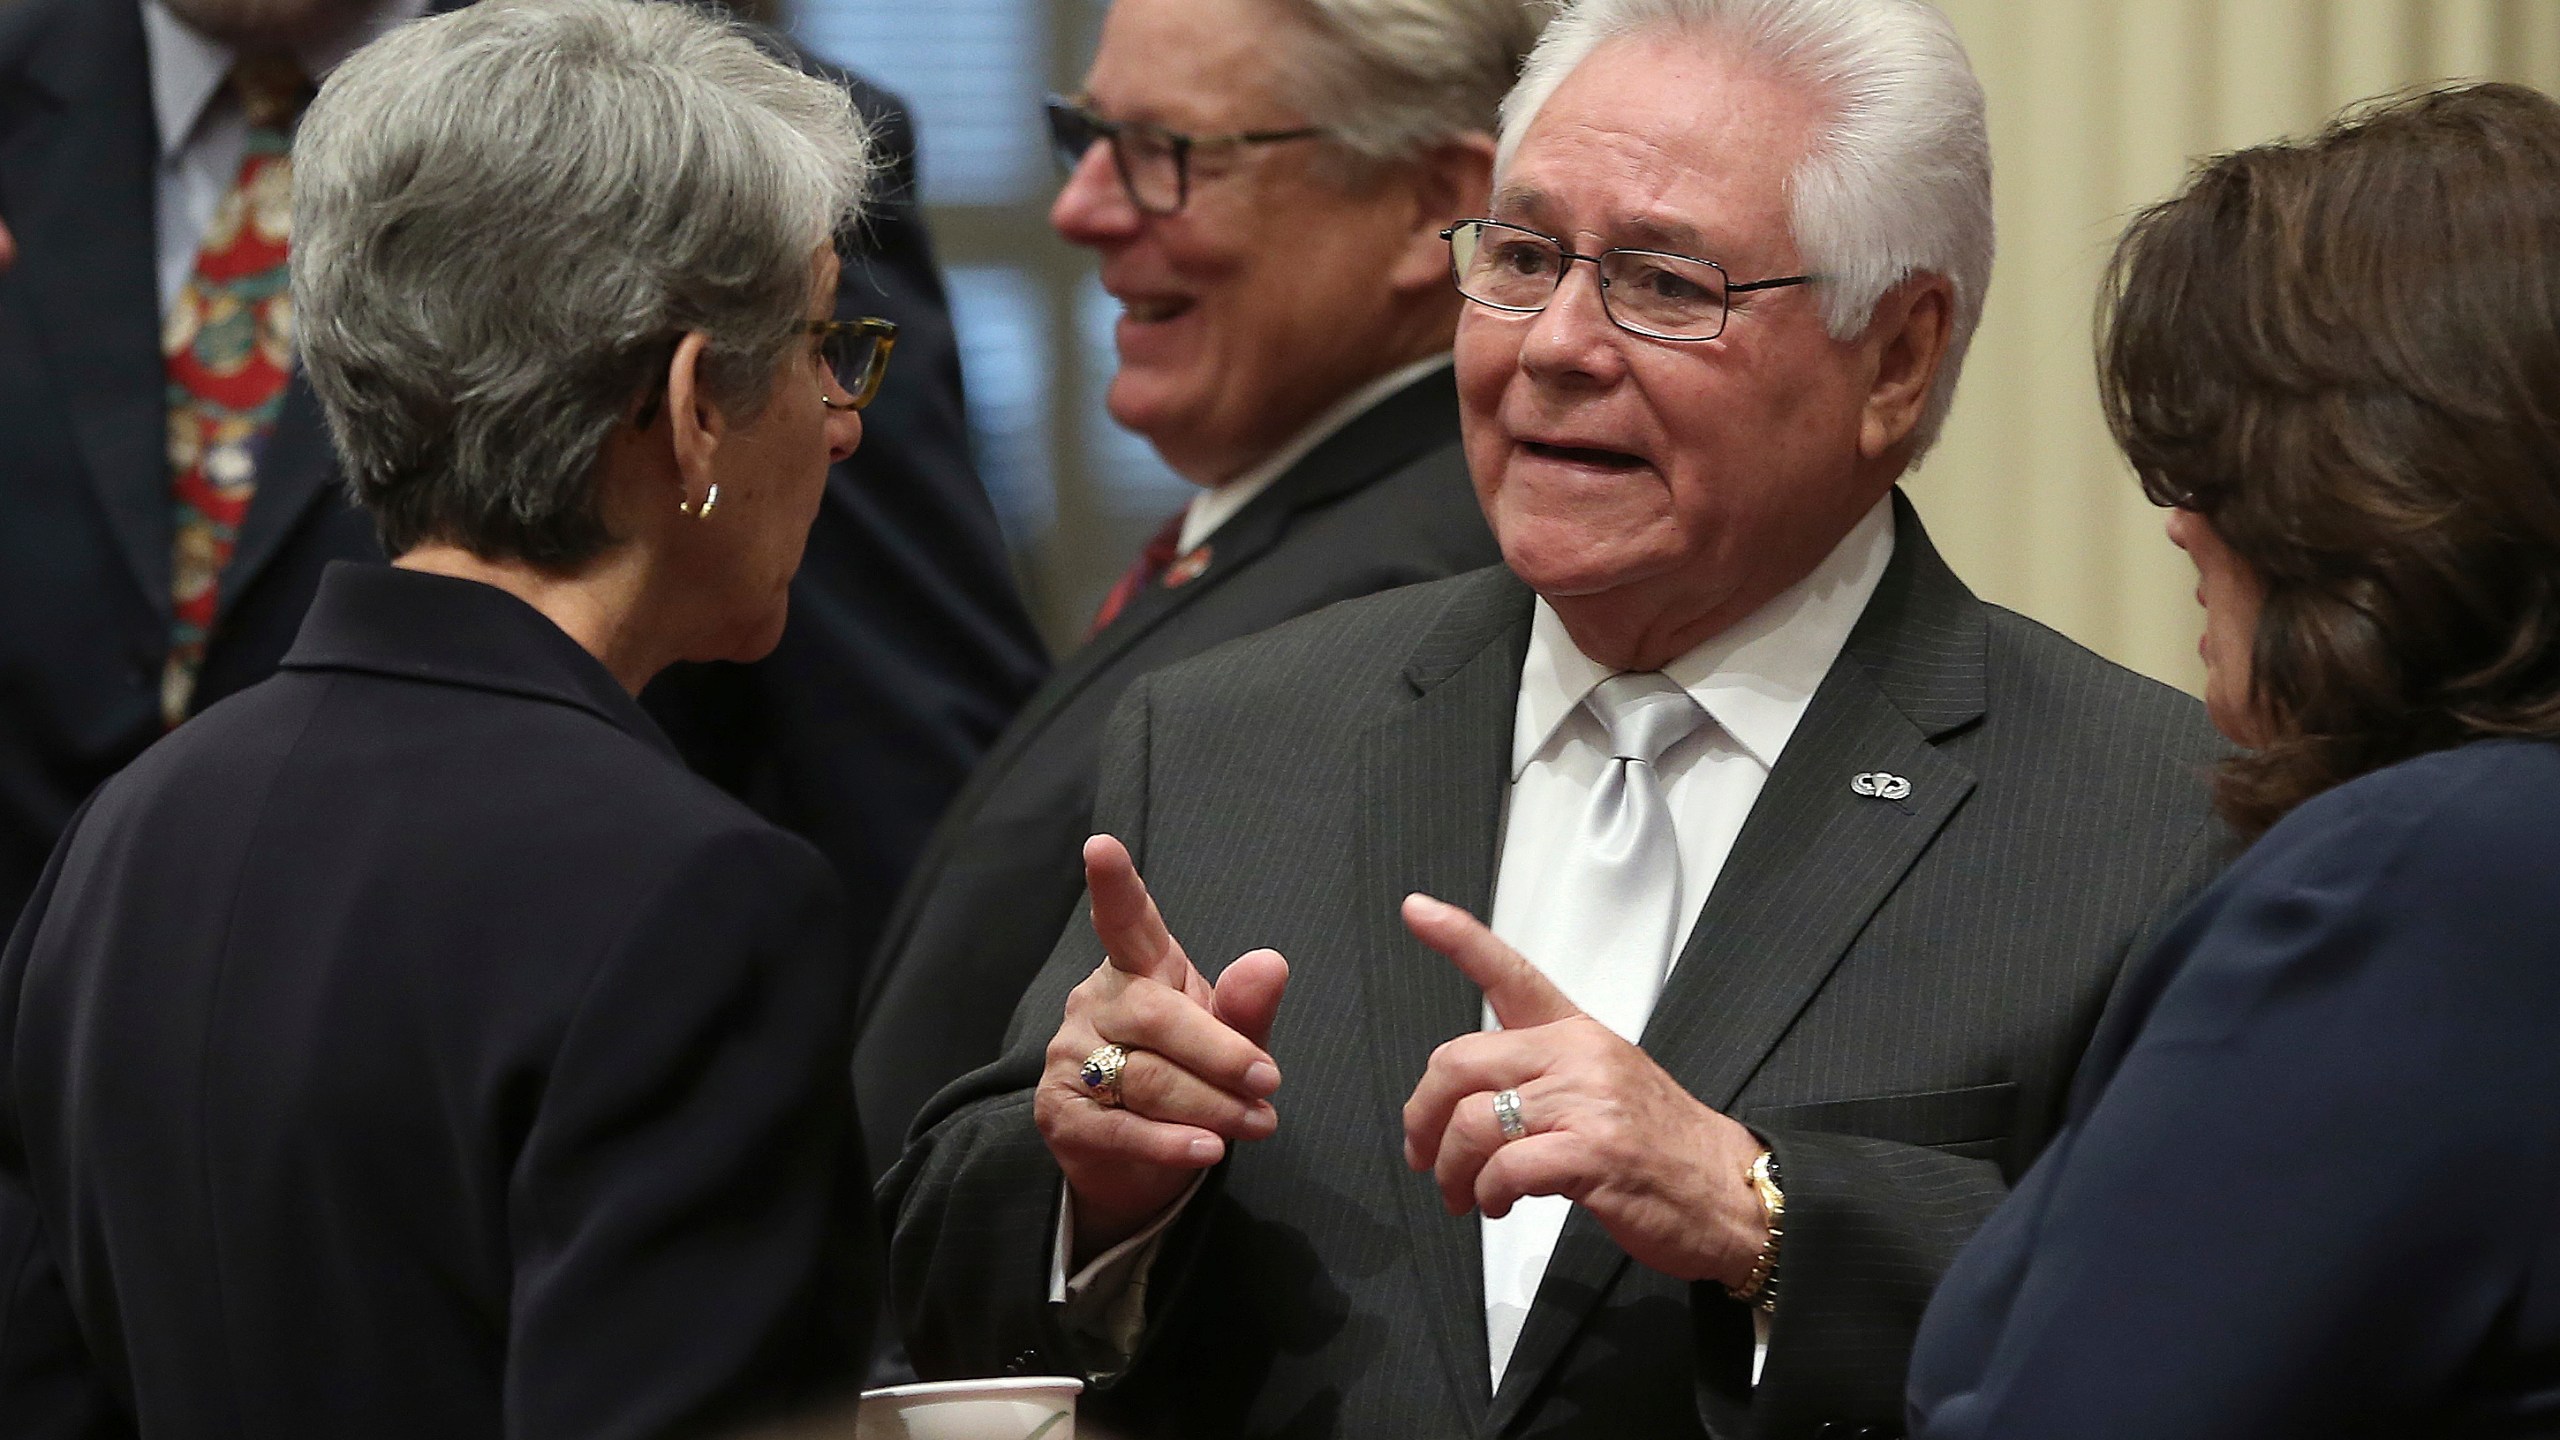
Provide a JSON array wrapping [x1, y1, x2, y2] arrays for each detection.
[[1497, 0, 1991, 456], [293, 0, 874, 564], [1264, 0, 1548, 170]]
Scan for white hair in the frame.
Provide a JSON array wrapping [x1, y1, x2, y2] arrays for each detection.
[[1497, 0, 1992, 455], [1268, 0, 1549, 167], [294, 0, 874, 563]]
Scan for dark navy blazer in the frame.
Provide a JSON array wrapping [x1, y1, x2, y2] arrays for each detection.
[[0, 565, 878, 1439], [1910, 739, 2560, 1439]]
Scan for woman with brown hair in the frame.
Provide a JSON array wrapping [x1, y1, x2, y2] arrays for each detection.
[[1907, 82, 2560, 1438]]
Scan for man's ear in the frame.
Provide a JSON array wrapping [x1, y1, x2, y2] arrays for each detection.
[[1857, 273, 1955, 461], [664, 331, 724, 500], [1386, 133, 1498, 295]]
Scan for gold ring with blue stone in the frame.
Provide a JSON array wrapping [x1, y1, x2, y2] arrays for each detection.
[[1080, 1042, 1130, 1109]]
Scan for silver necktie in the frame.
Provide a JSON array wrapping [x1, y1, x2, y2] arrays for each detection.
[[1480, 670, 1708, 1386], [1537, 671, 1707, 1038]]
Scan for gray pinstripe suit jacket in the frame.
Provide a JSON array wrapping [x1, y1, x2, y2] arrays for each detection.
[[884, 492, 2225, 1440]]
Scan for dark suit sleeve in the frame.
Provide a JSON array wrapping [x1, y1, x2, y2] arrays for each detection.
[[0, 1187, 125, 1440], [1908, 773, 2560, 1439], [883, 678, 1170, 1384], [641, 76, 1048, 976], [1737, 814, 2227, 1438], [505, 826, 877, 1439], [1732, 1136, 2005, 1432], [0, 804, 132, 1440]]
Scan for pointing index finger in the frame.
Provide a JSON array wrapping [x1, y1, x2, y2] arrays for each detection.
[[1402, 892, 1579, 1029], [1085, 834, 1194, 987]]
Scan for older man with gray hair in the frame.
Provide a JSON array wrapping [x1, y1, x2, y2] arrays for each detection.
[[854, 0, 1543, 1178], [888, 1, 2224, 1435]]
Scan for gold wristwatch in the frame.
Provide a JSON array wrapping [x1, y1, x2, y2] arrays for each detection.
[[1725, 1148, 1784, 1313]]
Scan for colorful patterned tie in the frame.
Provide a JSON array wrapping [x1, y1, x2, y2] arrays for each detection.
[[1085, 510, 1187, 638], [160, 55, 310, 727]]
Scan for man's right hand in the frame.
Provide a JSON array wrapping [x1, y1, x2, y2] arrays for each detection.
[[1036, 834, 1290, 1263]]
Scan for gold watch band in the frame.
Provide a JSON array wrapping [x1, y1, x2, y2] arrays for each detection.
[[1725, 1148, 1785, 1312]]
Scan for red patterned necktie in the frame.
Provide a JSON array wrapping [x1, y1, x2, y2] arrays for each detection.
[[1086, 510, 1187, 638], [160, 54, 310, 727]]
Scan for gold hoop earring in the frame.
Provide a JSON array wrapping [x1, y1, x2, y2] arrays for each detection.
[[678, 482, 719, 520]]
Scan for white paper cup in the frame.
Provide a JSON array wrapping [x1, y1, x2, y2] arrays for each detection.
[[855, 1376, 1082, 1440]]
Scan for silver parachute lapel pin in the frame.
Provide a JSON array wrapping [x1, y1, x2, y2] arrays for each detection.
[[1850, 771, 1912, 802]]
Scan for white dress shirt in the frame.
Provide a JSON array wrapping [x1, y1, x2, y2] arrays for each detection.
[[1479, 493, 1896, 1385], [143, 0, 428, 317]]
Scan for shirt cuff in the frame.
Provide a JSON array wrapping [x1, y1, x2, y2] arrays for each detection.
[[1047, 1175, 1207, 1371]]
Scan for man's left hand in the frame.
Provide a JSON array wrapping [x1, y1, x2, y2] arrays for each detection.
[[1399, 893, 1770, 1289]]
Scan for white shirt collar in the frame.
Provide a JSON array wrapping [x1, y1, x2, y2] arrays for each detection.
[[143, 3, 232, 161], [1511, 491, 1899, 780], [143, 0, 431, 160], [1177, 352, 1455, 554]]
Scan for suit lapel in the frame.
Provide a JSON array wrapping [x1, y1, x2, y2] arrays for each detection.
[[862, 370, 1467, 1013], [1043, 488, 1281, 715], [1346, 568, 1533, 1428], [1025, 367, 1467, 764], [1485, 493, 1989, 1433], [3, 0, 171, 615], [1639, 497, 1989, 1114]]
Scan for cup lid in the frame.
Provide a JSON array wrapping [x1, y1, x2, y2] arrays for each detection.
[[860, 1376, 1085, 1401]]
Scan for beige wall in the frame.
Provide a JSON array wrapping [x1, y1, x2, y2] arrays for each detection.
[[1910, 1, 2560, 693]]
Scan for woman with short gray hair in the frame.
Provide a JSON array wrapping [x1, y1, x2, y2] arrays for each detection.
[[295, 0, 877, 571], [0, 2, 894, 1434]]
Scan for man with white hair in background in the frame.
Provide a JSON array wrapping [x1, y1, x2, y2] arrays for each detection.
[[855, 0, 1536, 1178], [887, 1, 2224, 1435]]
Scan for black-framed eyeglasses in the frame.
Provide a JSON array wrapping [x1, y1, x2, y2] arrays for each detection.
[[1044, 94, 1325, 216], [1441, 218, 1816, 343], [813, 316, 896, 411]]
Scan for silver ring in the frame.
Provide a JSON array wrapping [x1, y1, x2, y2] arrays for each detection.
[[1080, 1043, 1130, 1109], [1492, 1087, 1528, 1142]]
